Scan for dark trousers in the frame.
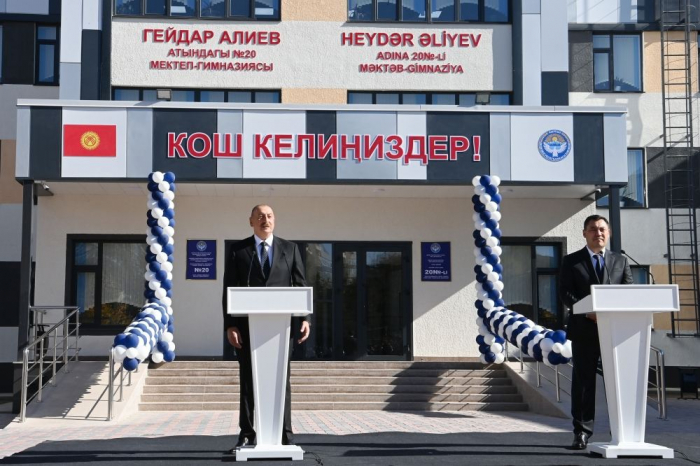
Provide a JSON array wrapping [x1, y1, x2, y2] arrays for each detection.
[[571, 336, 601, 436], [235, 327, 294, 442]]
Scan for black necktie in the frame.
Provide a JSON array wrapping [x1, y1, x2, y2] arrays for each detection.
[[261, 242, 271, 279], [594, 254, 604, 283]]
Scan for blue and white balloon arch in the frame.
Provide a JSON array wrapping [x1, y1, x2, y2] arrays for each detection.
[[471, 175, 573, 366], [112, 171, 177, 371]]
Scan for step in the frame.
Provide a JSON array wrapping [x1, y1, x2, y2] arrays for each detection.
[[143, 384, 518, 395], [146, 368, 507, 378], [139, 401, 529, 412], [145, 376, 512, 386], [140, 393, 523, 403], [162, 361, 485, 370]]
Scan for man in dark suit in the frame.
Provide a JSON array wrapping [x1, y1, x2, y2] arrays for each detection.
[[222, 204, 310, 452], [559, 214, 633, 450]]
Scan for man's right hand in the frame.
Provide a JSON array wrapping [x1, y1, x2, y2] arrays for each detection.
[[227, 327, 243, 349]]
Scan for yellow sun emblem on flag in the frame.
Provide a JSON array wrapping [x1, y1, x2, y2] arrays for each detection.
[[80, 131, 101, 151]]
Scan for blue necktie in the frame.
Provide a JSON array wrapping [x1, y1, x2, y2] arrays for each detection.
[[594, 254, 604, 283], [260, 242, 271, 279]]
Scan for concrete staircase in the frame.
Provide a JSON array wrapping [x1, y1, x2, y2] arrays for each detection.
[[140, 361, 529, 412]]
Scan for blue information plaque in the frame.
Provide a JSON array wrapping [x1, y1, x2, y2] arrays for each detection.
[[186, 240, 216, 280], [421, 242, 451, 281]]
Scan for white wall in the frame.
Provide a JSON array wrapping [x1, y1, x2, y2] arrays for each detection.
[[34, 191, 594, 358], [0, 85, 60, 140]]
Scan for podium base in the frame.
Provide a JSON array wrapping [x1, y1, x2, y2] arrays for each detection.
[[235, 445, 304, 462], [587, 442, 674, 459]]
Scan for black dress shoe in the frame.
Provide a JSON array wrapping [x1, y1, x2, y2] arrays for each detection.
[[232, 435, 255, 450], [571, 432, 589, 450]]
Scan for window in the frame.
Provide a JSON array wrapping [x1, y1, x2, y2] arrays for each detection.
[[115, 0, 280, 20], [348, 91, 510, 105], [36, 26, 59, 85], [113, 87, 281, 103], [0, 25, 3, 83], [500, 242, 563, 329], [348, 0, 508, 23], [597, 149, 646, 208], [68, 237, 147, 333], [593, 34, 642, 92]]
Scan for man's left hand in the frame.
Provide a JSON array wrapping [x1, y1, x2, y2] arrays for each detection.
[[298, 321, 310, 344]]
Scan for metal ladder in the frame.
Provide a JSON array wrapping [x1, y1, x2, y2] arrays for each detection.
[[661, 0, 700, 337]]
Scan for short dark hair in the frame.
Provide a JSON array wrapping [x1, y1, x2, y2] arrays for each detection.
[[583, 215, 609, 230], [250, 204, 271, 217]]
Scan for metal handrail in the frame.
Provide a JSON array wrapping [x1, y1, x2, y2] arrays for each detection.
[[649, 346, 668, 419], [507, 342, 668, 418], [20, 306, 81, 422], [108, 347, 132, 421]]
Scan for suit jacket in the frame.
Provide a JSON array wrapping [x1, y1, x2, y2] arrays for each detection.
[[222, 235, 309, 334], [559, 246, 633, 342]]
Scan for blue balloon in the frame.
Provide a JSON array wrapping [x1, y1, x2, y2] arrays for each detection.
[[547, 351, 563, 365], [137, 311, 147, 320], [478, 344, 491, 354], [161, 313, 169, 325], [517, 316, 527, 322], [156, 270, 168, 281], [482, 280, 494, 292], [495, 336, 505, 345], [157, 341, 169, 353], [474, 238, 486, 248], [161, 279, 172, 291], [476, 335, 486, 346], [164, 350, 176, 362], [158, 234, 170, 246], [124, 334, 140, 348], [157, 198, 170, 210], [474, 203, 486, 213], [485, 219, 498, 230], [163, 244, 174, 255], [148, 173, 155, 183], [479, 211, 492, 221], [144, 289, 156, 299], [147, 181, 159, 192], [167, 255, 174, 263], [123, 357, 139, 371], [169, 218, 176, 228], [151, 226, 163, 237], [479, 175, 491, 187], [147, 210, 155, 219], [164, 172, 176, 183], [484, 352, 496, 363], [163, 209, 175, 220], [552, 330, 567, 344], [492, 263, 503, 274], [492, 193, 502, 204], [148, 262, 161, 274], [495, 299, 505, 307], [476, 273, 487, 283], [471, 194, 481, 205], [492, 228, 502, 239], [166, 290, 172, 298], [487, 289, 500, 301], [169, 183, 176, 193], [151, 190, 164, 201], [147, 218, 158, 228], [480, 246, 492, 257], [113, 333, 129, 347], [532, 345, 543, 362], [473, 265, 483, 275], [477, 308, 487, 318], [475, 300, 485, 311], [487, 254, 500, 266]]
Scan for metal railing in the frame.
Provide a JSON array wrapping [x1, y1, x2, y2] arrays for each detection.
[[108, 347, 133, 421], [507, 342, 667, 418], [20, 306, 81, 422]]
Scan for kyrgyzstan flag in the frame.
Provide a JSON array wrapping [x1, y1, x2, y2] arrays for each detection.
[[63, 124, 117, 157]]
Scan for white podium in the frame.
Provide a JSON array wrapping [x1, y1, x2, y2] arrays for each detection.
[[574, 284, 679, 459], [227, 287, 313, 462]]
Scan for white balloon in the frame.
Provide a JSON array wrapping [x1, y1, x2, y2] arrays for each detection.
[[167, 342, 175, 352], [487, 272, 500, 283], [475, 185, 486, 195], [157, 217, 170, 228], [524, 320, 536, 328], [137, 345, 150, 360], [478, 325, 490, 336], [485, 202, 498, 212], [156, 252, 168, 264], [561, 341, 573, 358], [480, 228, 492, 239], [472, 176, 481, 187], [543, 358, 554, 367], [534, 326, 544, 333], [481, 264, 494, 274], [151, 208, 164, 219], [158, 181, 170, 192], [164, 190, 175, 201], [493, 281, 504, 291], [150, 243, 163, 254], [472, 213, 482, 223], [113, 345, 127, 362], [474, 221, 486, 231], [125, 347, 138, 359], [478, 291, 489, 301], [152, 172, 164, 183], [495, 352, 505, 364], [148, 280, 161, 290], [475, 255, 487, 266], [167, 237, 174, 245], [155, 288, 167, 300], [491, 175, 501, 186], [166, 306, 173, 315], [483, 334, 496, 345], [490, 343, 503, 354], [163, 226, 175, 237], [480, 354, 488, 364], [552, 343, 563, 354], [479, 194, 492, 205], [516, 332, 527, 347], [151, 351, 164, 363], [167, 272, 173, 281], [540, 338, 554, 353], [162, 332, 174, 343], [473, 247, 483, 257], [491, 211, 502, 222], [147, 199, 158, 209], [486, 236, 499, 248], [162, 262, 173, 273], [144, 271, 155, 281], [147, 235, 157, 245], [169, 201, 175, 210], [483, 299, 495, 310], [492, 246, 503, 256], [161, 296, 172, 306]]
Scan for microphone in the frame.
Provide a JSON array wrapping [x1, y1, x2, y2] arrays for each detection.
[[247, 248, 258, 287], [620, 250, 656, 284]]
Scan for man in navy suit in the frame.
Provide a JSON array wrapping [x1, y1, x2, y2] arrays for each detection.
[[560, 214, 633, 450], [222, 204, 310, 452]]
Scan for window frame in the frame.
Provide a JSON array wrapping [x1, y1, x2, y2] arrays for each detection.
[[114, 0, 281, 21], [347, 90, 511, 105], [112, 87, 281, 103], [499, 239, 565, 329], [0, 24, 3, 84], [596, 148, 647, 209], [65, 235, 147, 335], [35, 24, 60, 86], [347, 0, 510, 24], [592, 33, 643, 94]]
